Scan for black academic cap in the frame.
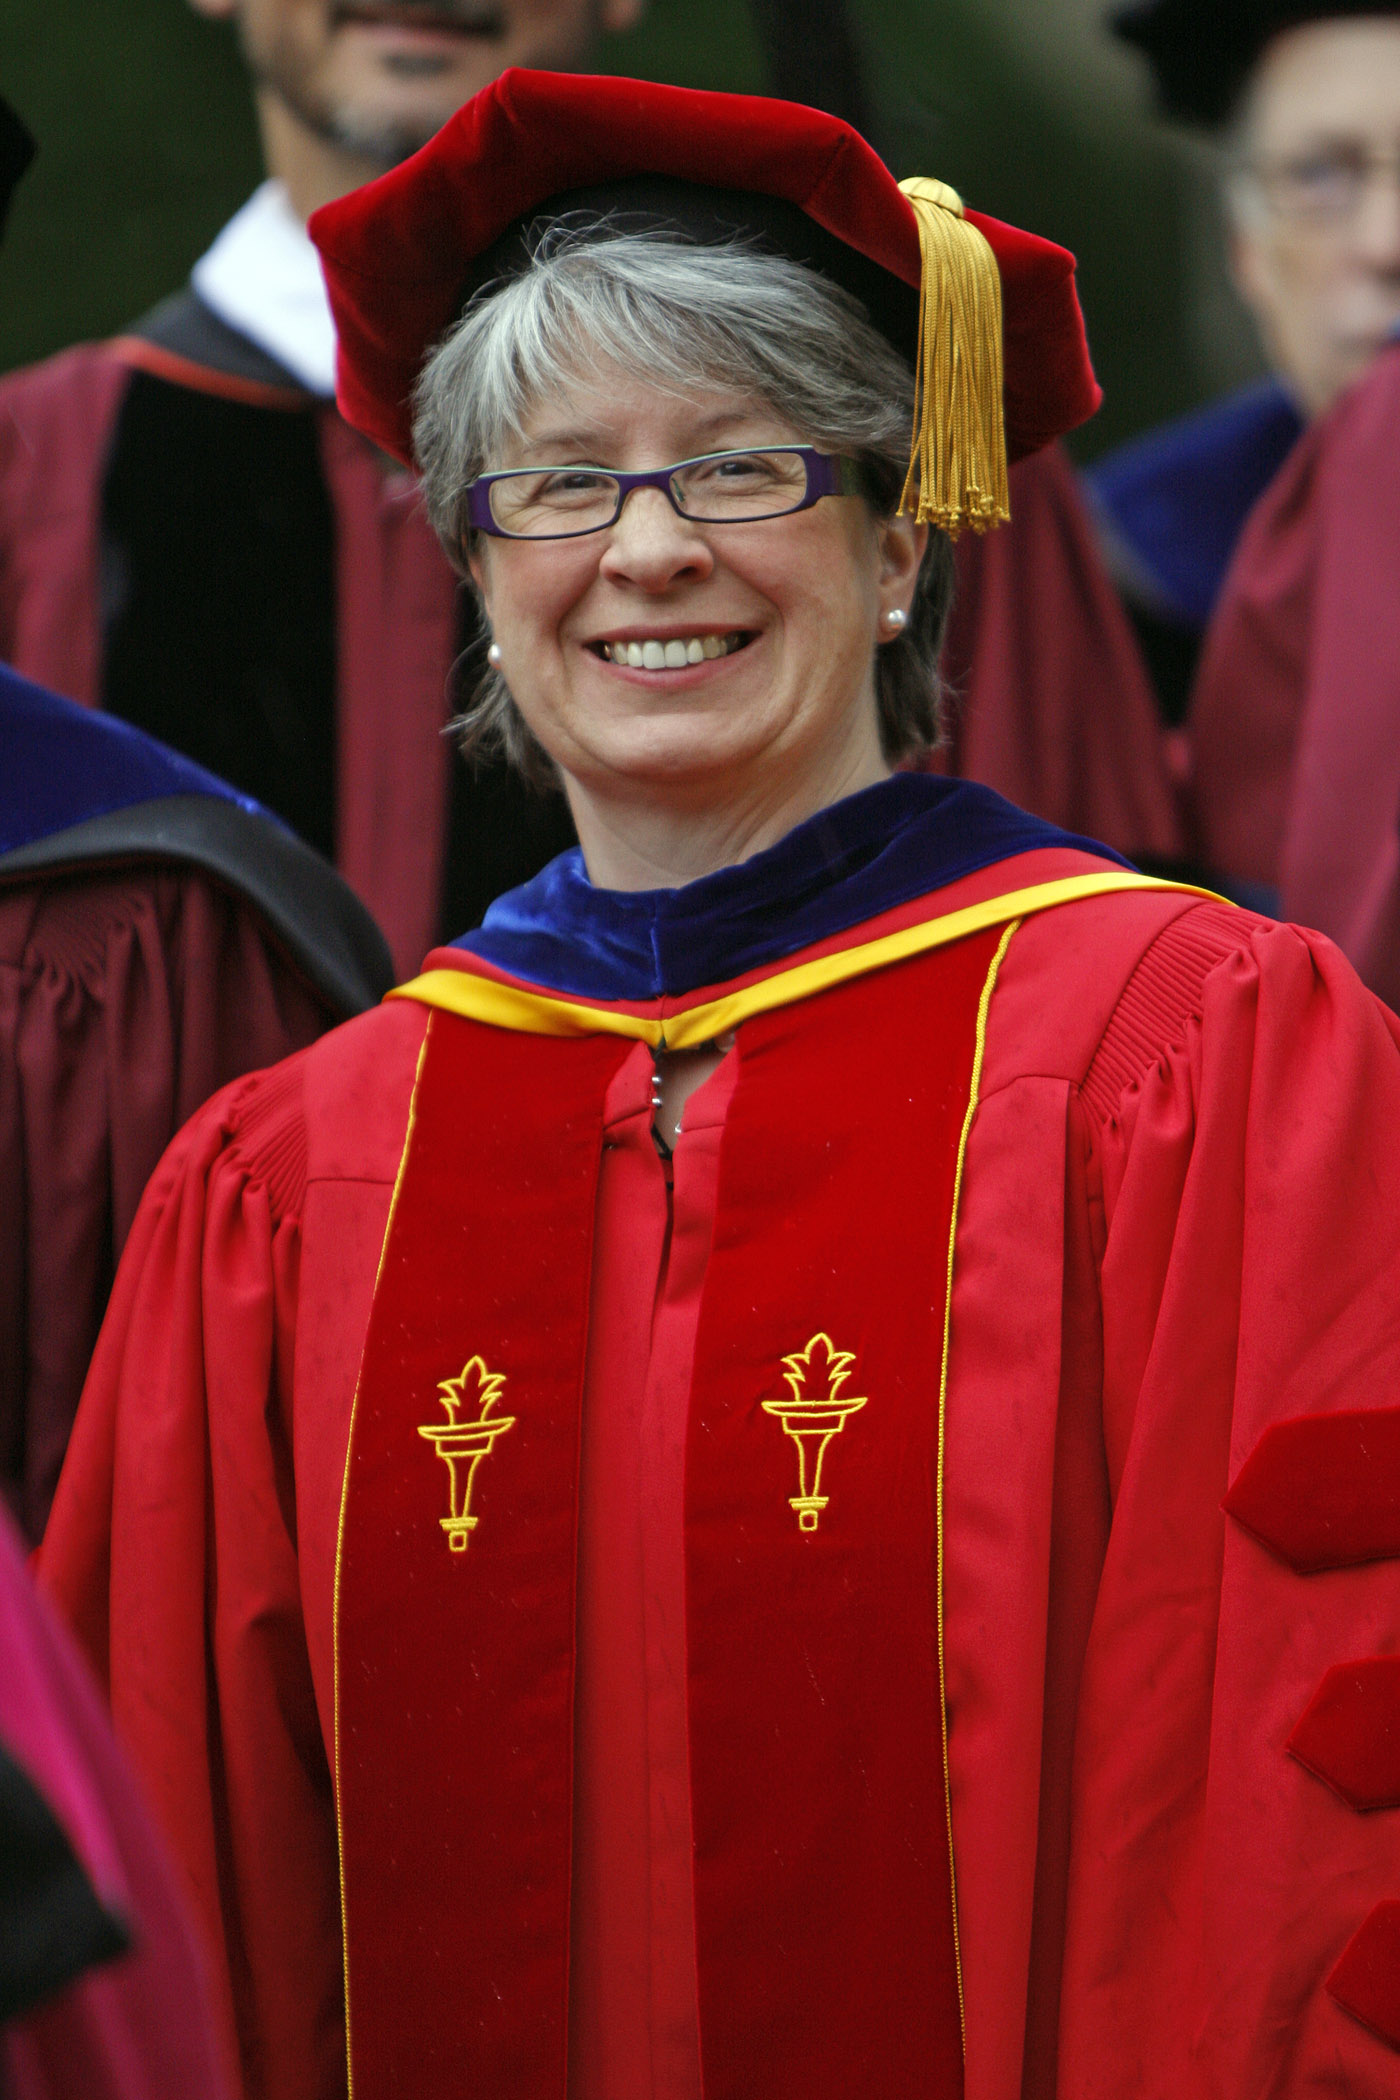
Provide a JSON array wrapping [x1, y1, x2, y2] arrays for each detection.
[[1112, 1, 1400, 127], [0, 96, 35, 238]]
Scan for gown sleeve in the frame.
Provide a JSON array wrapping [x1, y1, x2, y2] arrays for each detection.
[[38, 1058, 346, 2100], [0, 868, 335, 1541], [1061, 911, 1400, 2094]]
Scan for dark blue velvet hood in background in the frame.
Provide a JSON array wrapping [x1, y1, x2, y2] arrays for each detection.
[[0, 662, 267, 858], [1084, 378, 1304, 631], [454, 773, 1128, 1002]]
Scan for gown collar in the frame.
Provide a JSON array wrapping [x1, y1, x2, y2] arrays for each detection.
[[454, 772, 1128, 1002]]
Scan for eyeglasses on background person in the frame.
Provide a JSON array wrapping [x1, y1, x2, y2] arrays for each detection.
[[1241, 143, 1400, 225]]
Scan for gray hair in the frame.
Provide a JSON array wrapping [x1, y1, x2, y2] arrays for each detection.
[[412, 224, 956, 789]]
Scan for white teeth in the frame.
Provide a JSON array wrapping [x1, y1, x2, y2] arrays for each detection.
[[604, 633, 743, 667]]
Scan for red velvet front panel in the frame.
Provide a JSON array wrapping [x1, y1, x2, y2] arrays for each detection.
[[336, 928, 998, 2099], [684, 935, 999, 2100], [335, 1014, 630, 2100]]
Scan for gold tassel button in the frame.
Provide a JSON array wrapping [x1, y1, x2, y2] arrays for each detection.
[[896, 176, 1011, 540]]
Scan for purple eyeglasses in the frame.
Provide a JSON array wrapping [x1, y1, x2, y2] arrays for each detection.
[[465, 446, 862, 540]]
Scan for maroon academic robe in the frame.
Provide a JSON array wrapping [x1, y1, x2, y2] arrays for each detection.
[[0, 868, 354, 1541], [0, 1499, 235, 2099], [1189, 341, 1400, 1003], [940, 444, 1183, 863], [0, 346, 1179, 927], [38, 841, 1400, 2099], [0, 340, 458, 977]]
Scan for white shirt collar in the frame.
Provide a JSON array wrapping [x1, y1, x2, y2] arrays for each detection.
[[191, 180, 338, 398]]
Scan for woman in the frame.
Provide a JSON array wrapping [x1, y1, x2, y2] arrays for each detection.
[[41, 70, 1400, 2100]]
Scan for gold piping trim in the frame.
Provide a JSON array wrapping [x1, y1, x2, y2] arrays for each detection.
[[938, 917, 1018, 2052], [331, 1014, 434, 2099], [389, 872, 1220, 1047]]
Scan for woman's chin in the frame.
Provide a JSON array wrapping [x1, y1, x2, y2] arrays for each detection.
[[554, 709, 776, 797], [567, 726, 774, 802]]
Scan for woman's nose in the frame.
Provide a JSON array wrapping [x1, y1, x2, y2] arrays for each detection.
[[597, 486, 715, 589]]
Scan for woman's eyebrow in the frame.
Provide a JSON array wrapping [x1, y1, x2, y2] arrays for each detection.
[[508, 429, 607, 461], [513, 412, 772, 462]]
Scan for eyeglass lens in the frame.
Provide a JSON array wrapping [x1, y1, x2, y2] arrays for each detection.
[[486, 449, 813, 538], [1256, 144, 1400, 223]]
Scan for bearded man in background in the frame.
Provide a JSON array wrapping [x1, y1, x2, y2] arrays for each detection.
[[0, 0, 641, 975]]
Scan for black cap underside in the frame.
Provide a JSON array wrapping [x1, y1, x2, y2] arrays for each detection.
[[459, 176, 920, 367]]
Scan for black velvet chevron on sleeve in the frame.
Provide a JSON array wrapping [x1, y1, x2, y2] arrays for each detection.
[[100, 373, 340, 862]]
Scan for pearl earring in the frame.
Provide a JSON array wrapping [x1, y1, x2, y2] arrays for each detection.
[[883, 607, 908, 631], [487, 642, 503, 668]]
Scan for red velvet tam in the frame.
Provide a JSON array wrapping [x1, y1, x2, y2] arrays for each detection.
[[309, 69, 1102, 533]]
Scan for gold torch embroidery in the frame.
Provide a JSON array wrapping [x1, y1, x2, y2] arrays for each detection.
[[417, 1356, 515, 1554], [762, 1333, 868, 1533]]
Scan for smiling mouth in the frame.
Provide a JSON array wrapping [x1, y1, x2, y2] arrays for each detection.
[[332, 3, 505, 35], [591, 631, 754, 671]]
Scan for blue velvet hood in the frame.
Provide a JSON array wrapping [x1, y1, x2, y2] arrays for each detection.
[[454, 773, 1128, 1003], [0, 663, 266, 859], [1084, 379, 1304, 631]]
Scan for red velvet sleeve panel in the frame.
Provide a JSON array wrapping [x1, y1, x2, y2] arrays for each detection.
[[937, 444, 1183, 864], [0, 871, 337, 1542]]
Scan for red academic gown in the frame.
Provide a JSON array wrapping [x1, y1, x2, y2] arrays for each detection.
[[0, 344, 1179, 928], [38, 826, 1400, 2099], [1188, 340, 1400, 1003]]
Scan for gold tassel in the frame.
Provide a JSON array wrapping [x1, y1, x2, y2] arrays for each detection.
[[896, 176, 1010, 539]]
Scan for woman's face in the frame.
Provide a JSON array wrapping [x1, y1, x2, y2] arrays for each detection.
[[469, 369, 925, 836]]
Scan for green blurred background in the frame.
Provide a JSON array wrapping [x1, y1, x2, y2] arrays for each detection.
[[0, 0, 1264, 457]]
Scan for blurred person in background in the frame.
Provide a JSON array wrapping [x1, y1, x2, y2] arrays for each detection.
[[0, 0, 642, 977], [1087, 2, 1400, 731], [1189, 206, 1400, 1001], [0, 1492, 237, 2100], [0, 96, 392, 1544], [1, 663, 393, 1539], [0, 106, 248, 2100]]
